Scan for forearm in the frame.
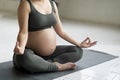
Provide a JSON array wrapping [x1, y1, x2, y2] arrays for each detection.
[[17, 31, 28, 48], [59, 31, 80, 47]]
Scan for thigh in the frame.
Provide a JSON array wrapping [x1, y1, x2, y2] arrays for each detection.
[[52, 46, 83, 63], [53, 45, 82, 57], [42, 45, 75, 60], [43, 45, 83, 60]]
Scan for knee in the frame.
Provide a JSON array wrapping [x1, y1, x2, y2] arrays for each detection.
[[24, 49, 34, 56], [13, 49, 34, 68], [74, 46, 83, 60], [13, 49, 34, 60], [19, 49, 35, 62]]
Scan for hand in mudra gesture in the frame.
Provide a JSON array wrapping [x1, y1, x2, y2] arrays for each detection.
[[80, 37, 97, 48], [14, 41, 24, 55]]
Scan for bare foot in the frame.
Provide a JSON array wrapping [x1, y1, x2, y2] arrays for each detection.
[[54, 62, 77, 71]]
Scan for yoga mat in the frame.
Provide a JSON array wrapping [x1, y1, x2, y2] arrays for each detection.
[[0, 49, 118, 80]]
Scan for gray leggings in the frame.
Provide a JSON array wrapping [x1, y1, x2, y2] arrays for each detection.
[[13, 45, 83, 73]]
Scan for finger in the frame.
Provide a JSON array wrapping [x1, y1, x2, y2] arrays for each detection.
[[87, 37, 91, 44], [15, 42, 18, 48], [14, 49, 19, 54], [83, 37, 89, 42], [90, 41, 97, 47], [16, 41, 19, 46]]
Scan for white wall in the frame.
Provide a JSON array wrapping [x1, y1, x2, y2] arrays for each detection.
[[0, 0, 19, 13], [0, 0, 120, 26], [59, 0, 120, 26]]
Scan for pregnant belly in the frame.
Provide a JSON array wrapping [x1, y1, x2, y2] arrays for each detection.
[[26, 28, 56, 56]]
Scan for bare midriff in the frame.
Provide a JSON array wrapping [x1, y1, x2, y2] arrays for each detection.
[[26, 28, 56, 56]]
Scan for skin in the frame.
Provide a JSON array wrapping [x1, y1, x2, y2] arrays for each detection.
[[14, 0, 97, 71]]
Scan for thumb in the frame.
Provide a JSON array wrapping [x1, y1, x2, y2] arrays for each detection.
[[16, 41, 20, 47], [16, 41, 19, 45]]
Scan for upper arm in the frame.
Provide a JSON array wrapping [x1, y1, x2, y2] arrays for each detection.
[[52, 2, 64, 35], [17, 1, 30, 33]]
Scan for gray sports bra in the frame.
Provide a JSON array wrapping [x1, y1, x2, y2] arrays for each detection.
[[27, 0, 57, 32]]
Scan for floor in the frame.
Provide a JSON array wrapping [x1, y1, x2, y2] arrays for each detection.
[[0, 12, 120, 80]]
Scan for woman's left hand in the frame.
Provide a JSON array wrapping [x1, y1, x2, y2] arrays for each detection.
[[79, 37, 97, 48]]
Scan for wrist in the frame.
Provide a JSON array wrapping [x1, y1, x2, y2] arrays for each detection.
[[16, 41, 25, 51], [75, 42, 81, 47], [18, 41, 26, 49]]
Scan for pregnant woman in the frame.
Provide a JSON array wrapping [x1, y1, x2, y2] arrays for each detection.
[[13, 0, 97, 73]]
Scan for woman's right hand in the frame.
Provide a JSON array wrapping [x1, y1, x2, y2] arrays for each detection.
[[14, 41, 25, 55]]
